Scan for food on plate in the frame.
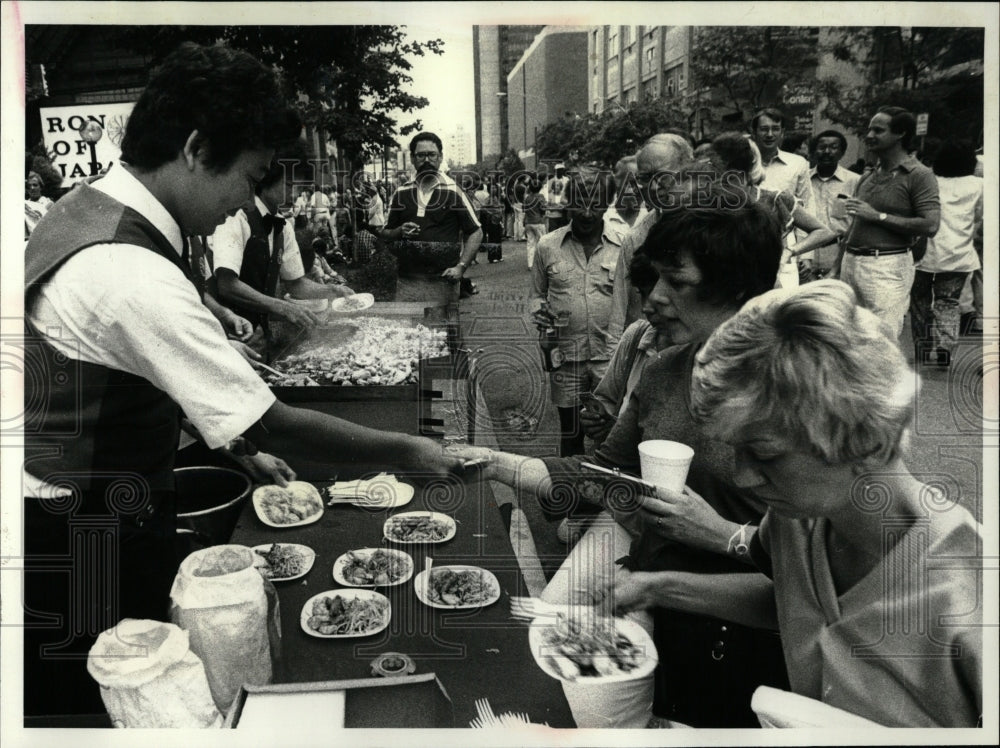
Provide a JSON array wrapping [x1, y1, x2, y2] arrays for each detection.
[[254, 544, 308, 579], [426, 568, 496, 606], [306, 594, 389, 636], [261, 317, 449, 387], [255, 482, 323, 525], [326, 473, 412, 508], [384, 514, 453, 542], [540, 614, 643, 680], [332, 293, 373, 312], [192, 546, 251, 577], [339, 549, 411, 586]]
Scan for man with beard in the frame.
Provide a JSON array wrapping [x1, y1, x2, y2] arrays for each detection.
[[807, 129, 859, 278], [531, 166, 620, 457], [379, 132, 482, 305]]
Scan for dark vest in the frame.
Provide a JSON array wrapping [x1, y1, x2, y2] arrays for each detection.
[[24, 183, 196, 506], [231, 207, 284, 329]]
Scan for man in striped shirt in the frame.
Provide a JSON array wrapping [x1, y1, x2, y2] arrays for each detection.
[[380, 132, 482, 305]]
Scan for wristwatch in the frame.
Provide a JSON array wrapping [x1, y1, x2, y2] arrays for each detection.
[[878, 212, 888, 222]]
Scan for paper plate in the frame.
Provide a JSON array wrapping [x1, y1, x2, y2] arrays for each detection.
[[528, 615, 658, 684], [251, 543, 316, 581], [300, 589, 391, 638], [413, 565, 500, 609], [330, 293, 374, 313], [252, 482, 324, 528], [382, 511, 456, 544], [332, 547, 413, 587]]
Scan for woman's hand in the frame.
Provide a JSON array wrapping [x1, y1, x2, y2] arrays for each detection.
[[637, 484, 733, 553]]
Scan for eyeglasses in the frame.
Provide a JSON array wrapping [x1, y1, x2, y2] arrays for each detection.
[[413, 152, 440, 161], [756, 126, 782, 135]]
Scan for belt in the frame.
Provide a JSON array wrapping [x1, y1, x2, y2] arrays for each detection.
[[845, 246, 910, 258]]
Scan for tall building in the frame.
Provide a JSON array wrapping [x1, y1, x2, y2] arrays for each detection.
[[507, 27, 589, 170], [472, 25, 545, 162], [445, 124, 473, 168]]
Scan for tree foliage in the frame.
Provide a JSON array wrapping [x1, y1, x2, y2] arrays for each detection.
[[692, 27, 819, 118], [102, 25, 443, 168], [818, 27, 984, 144], [535, 98, 694, 167]]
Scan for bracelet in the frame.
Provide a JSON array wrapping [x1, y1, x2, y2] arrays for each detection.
[[727, 522, 751, 557]]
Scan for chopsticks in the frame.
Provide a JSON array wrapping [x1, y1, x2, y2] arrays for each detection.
[[253, 361, 320, 386]]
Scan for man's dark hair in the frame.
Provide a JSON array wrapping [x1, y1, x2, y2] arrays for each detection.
[[638, 180, 783, 306], [629, 251, 658, 293], [932, 139, 978, 178], [564, 166, 616, 211], [876, 106, 917, 151], [750, 108, 786, 132], [811, 129, 848, 154], [257, 138, 311, 193], [121, 42, 301, 173], [409, 132, 443, 155]]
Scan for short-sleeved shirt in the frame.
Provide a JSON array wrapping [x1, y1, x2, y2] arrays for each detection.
[[26, 164, 275, 449], [531, 223, 623, 364], [845, 156, 940, 250], [754, 507, 982, 727], [919, 175, 982, 273], [385, 171, 480, 276], [810, 165, 860, 239], [211, 196, 306, 282]]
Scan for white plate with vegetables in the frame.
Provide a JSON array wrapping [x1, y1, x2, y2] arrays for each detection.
[[332, 547, 413, 587], [383, 511, 456, 544], [252, 482, 324, 528], [413, 565, 500, 609], [528, 613, 657, 684], [251, 543, 316, 581], [300, 589, 391, 638]]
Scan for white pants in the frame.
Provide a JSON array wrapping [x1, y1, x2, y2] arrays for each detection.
[[840, 251, 915, 340], [540, 513, 654, 728]]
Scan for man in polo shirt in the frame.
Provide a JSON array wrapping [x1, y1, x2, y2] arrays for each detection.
[[840, 106, 940, 339], [22, 43, 463, 721], [531, 166, 621, 457], [379, 132, 482, 305], [806, 129, 859, 277], [751, 108, 815, 214]]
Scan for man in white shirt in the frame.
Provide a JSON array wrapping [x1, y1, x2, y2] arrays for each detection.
[[543, 163, 570, 232], [807, 129, 860, 277], [213, 144, 352, 333], [751, 108, 815, 214], [22, 42, 462, 722]]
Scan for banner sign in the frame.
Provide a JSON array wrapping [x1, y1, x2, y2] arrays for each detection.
[[39, 102, 135, 185]]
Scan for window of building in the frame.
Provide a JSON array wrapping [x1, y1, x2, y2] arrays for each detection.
[[623, 26, 633, 48], [643, 78, 658, 101], [664, 62, 684, 96], [644, 46, 655, 73], [608, 28, 619, 55]]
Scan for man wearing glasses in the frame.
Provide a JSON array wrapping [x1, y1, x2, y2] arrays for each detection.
[[381, 132, 482, 305], [750, 108, 815, 214]]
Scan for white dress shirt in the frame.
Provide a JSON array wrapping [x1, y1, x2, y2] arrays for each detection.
[[27, 163, 275, 449]]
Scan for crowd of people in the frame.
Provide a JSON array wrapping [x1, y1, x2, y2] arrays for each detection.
[[21, 38, 985, 731]]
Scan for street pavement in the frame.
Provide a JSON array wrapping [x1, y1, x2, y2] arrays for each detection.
[[459, 237, 991, 581]]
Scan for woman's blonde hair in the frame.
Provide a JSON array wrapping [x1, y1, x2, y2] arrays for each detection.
[[691, 280, 918, 466]]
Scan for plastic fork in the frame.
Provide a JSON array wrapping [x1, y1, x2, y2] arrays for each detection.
[[474, 697, 499, 727]]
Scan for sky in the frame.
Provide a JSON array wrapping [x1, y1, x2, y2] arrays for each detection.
[[393, 23, 476, 153]]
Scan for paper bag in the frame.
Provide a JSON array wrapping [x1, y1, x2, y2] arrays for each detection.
[[87, 618, 222, 728], [170, 545, 273, 712]]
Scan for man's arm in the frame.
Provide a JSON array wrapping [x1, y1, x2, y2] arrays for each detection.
[[442, 187, 484, 281], [215, 269, 320, 327], [284, 275, 353, 300], [246, 399, 462, 477], [529, 239, 549, 314]]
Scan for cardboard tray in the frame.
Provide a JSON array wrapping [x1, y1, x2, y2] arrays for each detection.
[[224, 673, 454, 729]]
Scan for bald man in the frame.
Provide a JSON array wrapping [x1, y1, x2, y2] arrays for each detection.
[[606, 133, 694, 347]]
